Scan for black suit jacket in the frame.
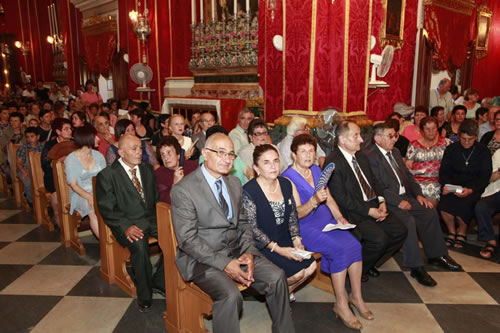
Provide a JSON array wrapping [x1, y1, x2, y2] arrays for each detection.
[[363, 144, 423, 207], [325, 146, 383, 223], [96, 160, 159, 246]]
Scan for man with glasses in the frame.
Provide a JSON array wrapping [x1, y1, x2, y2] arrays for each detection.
[[239, 119, 287, 176], [171, 133, 295, 333], [192, 110, 217, 153], [363, 122, 461, 287]]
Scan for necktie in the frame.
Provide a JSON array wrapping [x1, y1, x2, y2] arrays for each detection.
[[215, 179, 229, 219], [352, 157, 376, 200], [386, 151, 408, 190], [130, 168, 145, 201]]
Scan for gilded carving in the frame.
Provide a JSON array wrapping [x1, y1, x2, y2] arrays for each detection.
[[475, 4, 493, 59], [422, 0, 476, 16], [380, 0, 406, 49]]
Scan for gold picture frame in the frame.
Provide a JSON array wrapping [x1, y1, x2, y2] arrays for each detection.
[[380, 0, 406, 49], [475, 4, 493, 59]]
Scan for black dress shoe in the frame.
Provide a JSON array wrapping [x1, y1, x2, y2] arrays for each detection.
[[137, 299, 152, 313], [410, 267, 437, 287], [361, 274, 369, 283], [152, 285, 165, 297], [428, 255, 462, 271], [367, 267, 380, 277]]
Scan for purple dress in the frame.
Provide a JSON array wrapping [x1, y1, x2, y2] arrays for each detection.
[[282, 165, 362, 273]]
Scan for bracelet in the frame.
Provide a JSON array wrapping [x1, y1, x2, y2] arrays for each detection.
[[310, 199, 318, 209], [270, 242, 277, 252]]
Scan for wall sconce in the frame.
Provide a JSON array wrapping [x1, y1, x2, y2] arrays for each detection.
[[15, 41, 30, 55], [129, 6, 151, 44], [47, 34, 64, 51]]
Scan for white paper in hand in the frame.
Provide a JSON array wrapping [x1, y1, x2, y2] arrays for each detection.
[[291, 249, 314, 260], [322, 223, 356, 232]]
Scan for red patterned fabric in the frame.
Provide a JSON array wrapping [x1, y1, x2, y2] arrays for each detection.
[[83, 32, 117, 77], [424, 6, 473, 69]]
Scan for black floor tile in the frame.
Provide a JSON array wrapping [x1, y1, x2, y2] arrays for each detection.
[[361, 271, 423, 303], [0, 264, 33, 291], [67, 266, 131, 298], [469, 273, 500, 304], [392, 249, 466, 272], [38, 243, 99, 266], [291, 302, 359, 332], [426, 304, 500, 332], [450, 244, 499, 263], [0, 295, 63, 333], [16, 225, 61, 242], [113, 299, 166, 333], [0, 241, 8, 250], [0, 211, 37, 224]]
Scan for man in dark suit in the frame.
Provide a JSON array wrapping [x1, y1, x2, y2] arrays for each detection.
[[363, 122, 461, 287], [326, 120, 407, 282], [96, 135, 164, 312], [171, 133, 294, 333]]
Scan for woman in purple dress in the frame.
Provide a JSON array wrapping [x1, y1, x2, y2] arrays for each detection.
[[282, 134, 371, 330]]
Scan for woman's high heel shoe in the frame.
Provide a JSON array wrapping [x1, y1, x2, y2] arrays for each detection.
[[349, 302, 375, 320], [332, 307, 363, 330]]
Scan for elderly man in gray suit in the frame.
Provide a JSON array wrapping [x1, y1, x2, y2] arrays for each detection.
[[171, 133, 294, 333]]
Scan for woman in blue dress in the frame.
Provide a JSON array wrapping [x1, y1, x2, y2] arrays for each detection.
[[282, 134, 372, 330], [64, 124, 106, 238], [242, 144, 316, 302]]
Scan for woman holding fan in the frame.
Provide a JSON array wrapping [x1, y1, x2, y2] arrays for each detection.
[[282, 134, 371, 330]]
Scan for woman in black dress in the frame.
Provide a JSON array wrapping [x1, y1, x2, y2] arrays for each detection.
[[439, 120, 492, 248], [242, 144, 316, 301]]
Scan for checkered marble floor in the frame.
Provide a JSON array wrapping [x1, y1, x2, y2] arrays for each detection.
[[0, 195, 499, 333]]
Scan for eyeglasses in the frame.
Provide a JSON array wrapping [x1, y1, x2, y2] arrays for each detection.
[[252, 131, 268, 137], [382, 133, 398, 139], [205, 148, 237, 160]]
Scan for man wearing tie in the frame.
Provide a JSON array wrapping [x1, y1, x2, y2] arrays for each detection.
[[171, 133, 294, 333], [96, 135, 164, 312], [326, 120, 407, 282], [363, 122, 461, 287]]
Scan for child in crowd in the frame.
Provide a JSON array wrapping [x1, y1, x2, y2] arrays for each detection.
[[16, 127, 43, 205]]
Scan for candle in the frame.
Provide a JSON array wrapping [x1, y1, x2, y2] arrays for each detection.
[[246, 0, 249, 14], [191, 0, 196, 24], [234, 0, 237, 17], [48, 5, 53, 38], [211, 0, 215, 22], [200, 0, 204, 23], [53, 5, 58, 36]]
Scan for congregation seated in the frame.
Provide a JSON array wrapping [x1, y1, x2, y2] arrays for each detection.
[[129, 109, 154, 143], [282, 134, 371, 330], [38, 109, 55, 143], [429, 78, 453, 120], [326, 121, 407, 283], [15, 127, 43, 205], [0, 112, 25, 179], [277, 116, 326, 169], [388, 111, 413, 136], [25, 102, 41, 125], [242, 144, 316, 301], [80, 79, 103, 106], [385, 118, 409, 157], [183, 110, 201, 138], [439, 120, 492, 249], [406, 116, 451, 205], [455, 88, 481, 119], [64, 124, 106, 238], [151, 114, 170, 147], [94, 114, 115, 156], [475, 149, 500, 259], [479, 110, 500, 155], [430, 106, 448, 137], [228, 107, 254, 154], [192, 110, 217, 153], [479, 97, 500, 140], [401, 106, 427, 142], [364, 122, 461, 287], [71, 110, 88, 128], [167, 114, 195, 160], [155, 136, 198, 204], [171, 133, 295, 333], [476, 107, 490, 126], [442, 105, 466, 142], [96, 135, 165, 313], [105, 118, 159, 169]]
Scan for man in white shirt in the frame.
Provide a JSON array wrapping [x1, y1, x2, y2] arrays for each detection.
[[228, 108, 254, 154], [479, 101, 500, 140], [429, 78, 453, 120], [22, 84, 36, 99]]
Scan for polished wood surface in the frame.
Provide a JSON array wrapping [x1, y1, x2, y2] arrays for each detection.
[[27, 151, 53, 231]]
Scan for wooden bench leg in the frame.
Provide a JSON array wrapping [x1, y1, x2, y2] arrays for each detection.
[[309, 254, 335, 294], [69, 214, 85, 256]]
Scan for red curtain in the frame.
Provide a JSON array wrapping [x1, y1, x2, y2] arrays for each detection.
[[424, 6, 474, 69], [83, 32, 117, 77]]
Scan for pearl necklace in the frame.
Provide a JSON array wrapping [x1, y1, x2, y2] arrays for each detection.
[[258, 178, 279, 194]]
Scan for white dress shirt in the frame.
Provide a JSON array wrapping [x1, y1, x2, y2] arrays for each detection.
[[118, 158, 143, 188], [376, 145, 406, 195]]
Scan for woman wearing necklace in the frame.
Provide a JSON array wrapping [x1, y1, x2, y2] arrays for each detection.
[[438, 120, 492, 248], [442, 105, 466, 142], [282, 134, 370, 330], [479, 110, 500, 156], [406, 117, 451, 206], [242, 144, 316, 302], [64, 124, 106, 238]]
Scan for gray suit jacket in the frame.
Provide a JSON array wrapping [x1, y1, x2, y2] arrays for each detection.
[[363, 144, 423, 208], [192, 131, 206, 152], [171, 167, 260, 281]]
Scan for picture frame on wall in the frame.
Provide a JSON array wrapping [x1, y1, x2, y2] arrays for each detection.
[[475, 4, 492, 59], [380, 0, 406, 49]]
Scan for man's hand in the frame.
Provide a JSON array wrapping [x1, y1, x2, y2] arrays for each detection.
[[225, 256, 254, 287], [124, 225, 144, 243], [378, 202, 388, 215], [416, 195, 433, 208], [238, 253, 255, 284], [368, 207, 388, 222], [455, 187, 472, 198], [398, 200, 412, 210]]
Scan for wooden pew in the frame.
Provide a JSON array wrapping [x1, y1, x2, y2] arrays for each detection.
[[52, 160, 85, 255], [7, 142, 30, 211], [92, 177, 157, 298], [0, 171, 10, 196], [27, 151, 54, 231], [309, 253, 335, 294]]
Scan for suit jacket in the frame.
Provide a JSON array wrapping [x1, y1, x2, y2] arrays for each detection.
[[171, 167, 260, 281], [96, 160, 159, 246], [325, 146, 383, 223], [192, 131, 206, 152], [363, 144, 423, 207]]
